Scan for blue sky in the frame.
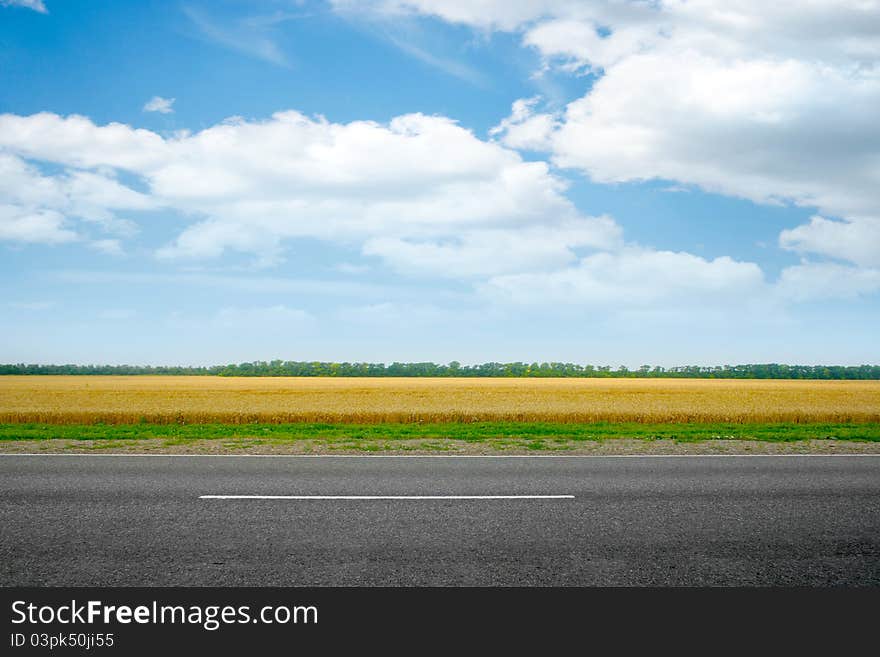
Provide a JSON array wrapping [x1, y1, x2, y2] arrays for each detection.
[[1, 0, 878, 365]]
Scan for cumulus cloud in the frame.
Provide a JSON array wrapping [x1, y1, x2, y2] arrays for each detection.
[[480, 248, 766, 307], [489, 97, 558, 151], [780, 216, 880, 268], [350, 1, 880, 68], [346, 1, 880, 294], [0, 151, 151, 246], [4, 103, 875, 310], [0, 110, 612, 274], [143, 96, 175, 114], [0, 113, 169, 171], [549, 54, 880, 228], [1, 105, 785, 311]]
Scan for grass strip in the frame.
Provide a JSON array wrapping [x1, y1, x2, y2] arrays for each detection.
[[1, 422, 878, 443]]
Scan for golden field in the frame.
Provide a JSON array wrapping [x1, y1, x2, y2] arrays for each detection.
[[0, 376, 878, 424]]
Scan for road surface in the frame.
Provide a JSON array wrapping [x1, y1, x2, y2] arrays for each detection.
[[2, 454, 879, 586]]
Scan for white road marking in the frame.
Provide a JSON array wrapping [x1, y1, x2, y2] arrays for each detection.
[[199, 494, 575, 500]]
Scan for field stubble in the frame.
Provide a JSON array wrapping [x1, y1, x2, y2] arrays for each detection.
[[0, 376, 878, 425]]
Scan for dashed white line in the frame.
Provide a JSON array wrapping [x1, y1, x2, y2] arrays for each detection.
[[199, 494, 575, 500]]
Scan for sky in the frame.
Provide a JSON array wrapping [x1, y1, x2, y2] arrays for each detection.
[[1, 0, 878, 366]]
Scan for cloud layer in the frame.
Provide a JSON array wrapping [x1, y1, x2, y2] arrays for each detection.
[[0, 110, 619, 276], [355, 0, 880, 299], [2, 1, 879, 315]]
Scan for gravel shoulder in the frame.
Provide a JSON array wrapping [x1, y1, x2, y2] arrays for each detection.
[[2, 437, 880, 455]]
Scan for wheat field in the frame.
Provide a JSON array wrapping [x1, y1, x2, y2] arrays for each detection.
[[0, 376, 878, 424]]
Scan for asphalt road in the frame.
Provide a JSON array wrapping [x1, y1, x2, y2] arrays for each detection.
[[2, 454, 879, 586]]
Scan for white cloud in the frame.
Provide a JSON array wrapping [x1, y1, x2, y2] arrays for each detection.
[[143, 96, 175, 114], [0, 113, 169, 170], [0, 205, 75, 244], [364, 216, 620, 277], [480, 247, 766, 307], [1, 0, 47, 13], [780, 216, 880, 268], [6, 0, 879, 312], [0, 110, 604, 274], [5, 103, 876, 308], [0, 153, 64, 208], [549, 54, 880, 224], [489, 97, 558, 151], [776, 262, 880, 302], [352, 1, 880, 68], [349, 2, 880, 281], [523, 16, 657, 72], [0, 152, 151, 245]]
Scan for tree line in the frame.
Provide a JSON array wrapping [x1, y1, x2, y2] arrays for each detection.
[[1, 361, 879, 379]]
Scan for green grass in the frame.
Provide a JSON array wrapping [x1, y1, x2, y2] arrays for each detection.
[[1, 421, 878, 444]]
